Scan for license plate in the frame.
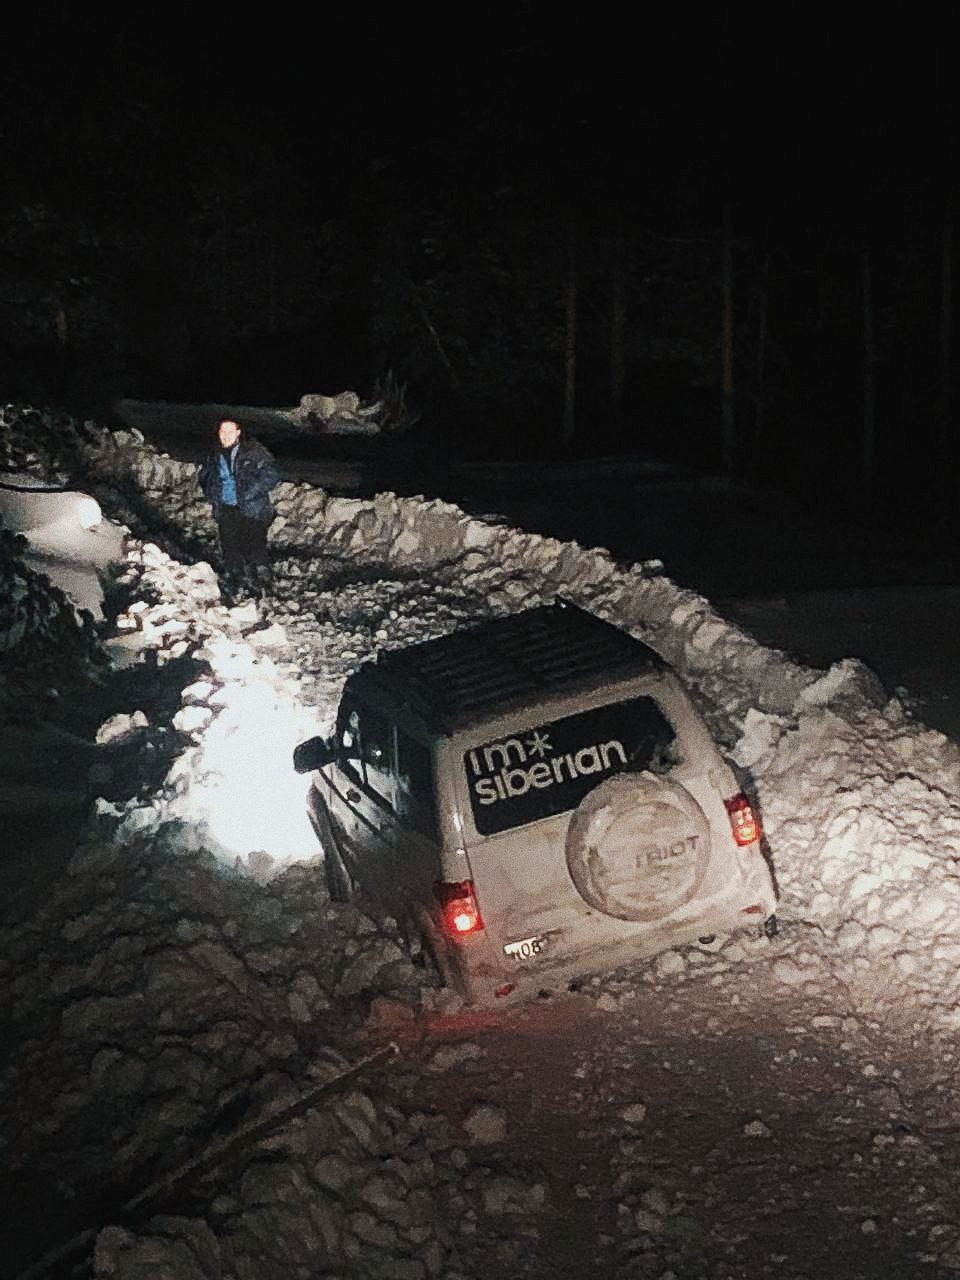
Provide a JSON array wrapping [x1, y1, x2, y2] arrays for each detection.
[[503, 933, 550, 961]]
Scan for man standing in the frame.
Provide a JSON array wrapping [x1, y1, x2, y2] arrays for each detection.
[[199, 418, 280, 603]]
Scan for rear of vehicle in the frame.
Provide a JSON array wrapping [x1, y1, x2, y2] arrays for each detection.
[[435, 669, 776, 1002], [304, 603, 776, 1005]]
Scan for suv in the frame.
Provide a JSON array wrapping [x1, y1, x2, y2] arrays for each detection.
[[293, 602, 776, 1004]]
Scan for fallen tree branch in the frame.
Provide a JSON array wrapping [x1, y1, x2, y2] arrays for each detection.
[[14, 1041, 401, 1280]]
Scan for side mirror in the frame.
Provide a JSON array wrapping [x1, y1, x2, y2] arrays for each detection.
[[293, 735, 333, 774]]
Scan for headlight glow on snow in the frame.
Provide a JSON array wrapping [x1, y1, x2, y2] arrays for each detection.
[[168, 637, 324, 872], [75, 495, 102, 529], [202, 680, 317, 863]]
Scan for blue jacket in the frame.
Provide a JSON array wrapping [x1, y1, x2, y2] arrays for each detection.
[[199, 438, 280, 523]]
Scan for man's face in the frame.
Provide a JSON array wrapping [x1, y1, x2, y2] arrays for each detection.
[[218, 420, 241, 448]]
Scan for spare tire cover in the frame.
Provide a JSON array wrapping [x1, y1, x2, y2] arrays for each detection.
[[565, 771, 711, 922]]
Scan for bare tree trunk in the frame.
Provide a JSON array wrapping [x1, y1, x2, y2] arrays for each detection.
[[753, 249, 770, 452], [563, 213, 578, 445], [267, 239, 279, 334], [610, 204, 626, 429], [720, 201, 735, 472], [816, 250, 828, 330], [862, 242, 876, 507], [717, 2, 736, 476], [409, 278, 462, 392], [938, 199, 954, 512]]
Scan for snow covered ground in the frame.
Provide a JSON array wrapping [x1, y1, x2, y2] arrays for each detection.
[[0, 471, 126, 619], [4, 406, 960, 1279]]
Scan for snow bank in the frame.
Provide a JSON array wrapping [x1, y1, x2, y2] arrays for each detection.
[[0, 519, 106, 704], [75, 421, 820, 730], [0, 406, 113, 703], [735, 698, 960, 1019], [2, 835, 462, 1279]]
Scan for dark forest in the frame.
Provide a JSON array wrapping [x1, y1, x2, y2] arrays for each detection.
[[1, 5, 956, 536]]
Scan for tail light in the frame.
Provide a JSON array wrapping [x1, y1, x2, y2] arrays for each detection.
[[724, 792, 760, 846], [434, 879, 484, 936]]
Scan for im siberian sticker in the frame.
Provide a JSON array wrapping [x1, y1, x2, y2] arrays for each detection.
[[463, 696, 677, 836]]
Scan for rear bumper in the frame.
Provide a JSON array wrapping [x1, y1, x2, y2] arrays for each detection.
[[448, 863, 777, 1006]]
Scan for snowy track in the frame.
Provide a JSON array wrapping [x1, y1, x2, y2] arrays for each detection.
[[4, 409, 960, 1278]]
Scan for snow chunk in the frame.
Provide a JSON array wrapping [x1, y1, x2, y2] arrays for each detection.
[[463, 1104, 507, 1144], [95, 710, 148, 744], [181, 680, 215, 705], [733, 708, 789, 771], [654, 950, 686, 978], [771, 958, 808, 985], [743, 1118, 772, 1138], [482, 1176, 548, 1214], [620, 1102, 648, 1125], [334, 938, 405, 996], [796, 657, 886, 710], [849, 871, 884, 900], [173, 705, 213, 735], [837, 921, 867, 949], [427, 1042, 484, 1073], [245, 622, 288, 650]]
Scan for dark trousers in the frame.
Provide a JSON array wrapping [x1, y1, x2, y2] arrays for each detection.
[[218, 506, 270, 573]]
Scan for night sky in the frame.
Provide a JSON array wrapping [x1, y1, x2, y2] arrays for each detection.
[[22, 10, 944, 202], [25, 5, 938, 227]]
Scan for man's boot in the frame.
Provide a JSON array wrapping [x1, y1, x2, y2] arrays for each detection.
[[219, 568, 240, 606], [254, 563, 274, 596], [233, 565, 260, 601]]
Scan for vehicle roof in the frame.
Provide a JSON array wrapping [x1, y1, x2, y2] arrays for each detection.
[[344, 601, 667, 735]]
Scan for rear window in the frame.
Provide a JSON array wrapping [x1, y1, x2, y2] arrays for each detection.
[[464, 696, 680, 836]]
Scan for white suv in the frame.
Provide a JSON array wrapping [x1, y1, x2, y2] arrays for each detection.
[[294, 602, 777, 1004]]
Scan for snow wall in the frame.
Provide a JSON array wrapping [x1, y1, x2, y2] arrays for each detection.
[[78, 425, 822, 725], [71, 422, 960, 1008]]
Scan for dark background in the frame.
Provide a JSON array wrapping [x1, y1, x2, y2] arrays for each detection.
[[1, 4, 956, 540]]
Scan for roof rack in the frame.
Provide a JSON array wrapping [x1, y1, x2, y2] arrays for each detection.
[[347, 601, 663, 734]]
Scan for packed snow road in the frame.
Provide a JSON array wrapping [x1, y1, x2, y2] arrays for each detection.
[[376, 982, 960, 1280], [4, 406, 960, 1279]]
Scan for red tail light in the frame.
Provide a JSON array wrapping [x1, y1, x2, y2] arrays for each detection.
[[724, 792, 760, 846], [434, 879, 484, 935]]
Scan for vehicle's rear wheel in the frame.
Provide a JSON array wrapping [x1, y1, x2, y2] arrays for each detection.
[[565, 771, 711, 922], [413, 931, 446, 987], [403, 912, 459, 993]]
